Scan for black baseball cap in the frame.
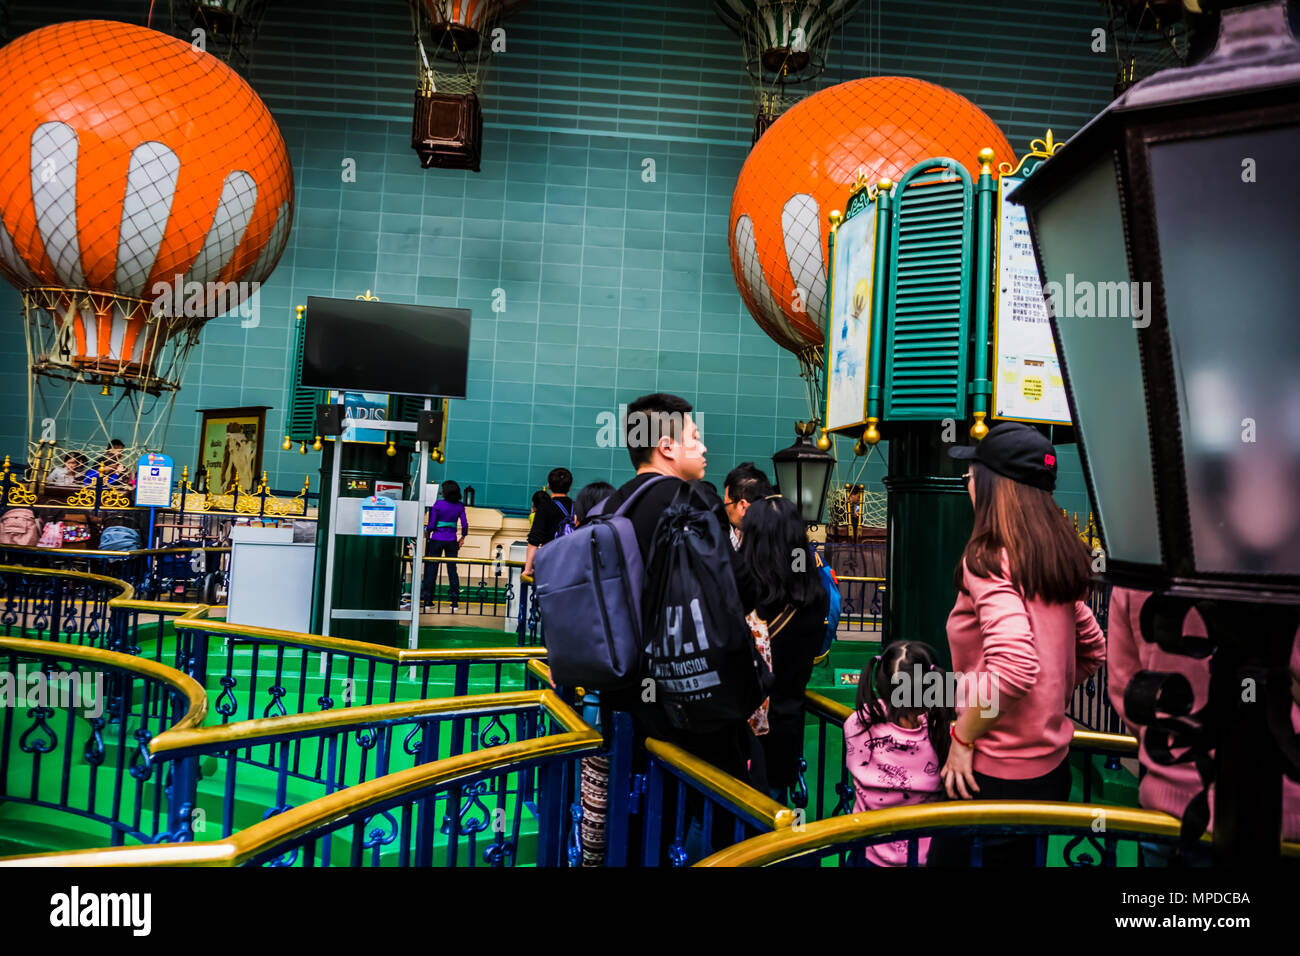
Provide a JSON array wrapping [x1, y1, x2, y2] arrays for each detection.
[[949, 422, 1058, 492]]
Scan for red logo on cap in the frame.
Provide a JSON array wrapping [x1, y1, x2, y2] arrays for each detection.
[[1044, 454, 1056, 468]]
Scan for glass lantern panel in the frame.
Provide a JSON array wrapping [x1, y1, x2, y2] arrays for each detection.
[[772, 457, 802, 513], [1035, 155, 1162, 565], [1150, 124, 1300, 575]]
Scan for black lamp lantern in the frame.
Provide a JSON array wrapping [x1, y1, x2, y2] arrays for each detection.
[[771, 420, 835, 525], [1011, 0, 1300, 864]]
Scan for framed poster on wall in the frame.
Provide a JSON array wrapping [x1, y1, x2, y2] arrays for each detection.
[[823, 195, 877, 434], [198, 407, 268, 494]]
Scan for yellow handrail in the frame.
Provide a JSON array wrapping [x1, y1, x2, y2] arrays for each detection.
[[644, 737, 795, 831], [150, 688, 578, 756], [696, 800, 1300, 866], [0, 563, 135, 602], [804, 689, 851, 723], [526, 659, 552, 686], [111, 599, 210, 617], [420, 555, 524, 567], [0, 636, 207, 732], [0, 544, 231, 559], [174, 617, 546, 665], [0, 691, 599, 868], [802, 690, 1139, 758]]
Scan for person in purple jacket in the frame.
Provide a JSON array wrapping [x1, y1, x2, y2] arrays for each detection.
[[423, 480, 469, 608]]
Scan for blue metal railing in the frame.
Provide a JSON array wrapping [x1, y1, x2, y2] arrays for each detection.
[[0, 567, 124, 650], [0, 639, 202, 850]]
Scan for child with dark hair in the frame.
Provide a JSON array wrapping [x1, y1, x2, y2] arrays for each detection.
[[523, 471, 576, 576], [573, 480, 615, 526], [844, 640, 951, 866], [529, 489, 550, 520]]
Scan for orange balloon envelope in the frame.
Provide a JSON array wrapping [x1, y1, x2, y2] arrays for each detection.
[[0, 20, 294, 386], [729, 76, 1013, 356]]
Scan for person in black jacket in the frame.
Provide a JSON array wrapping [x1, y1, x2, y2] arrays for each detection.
[[599, 393, 745, 779], [733, 494, 828, 802], [522, 468, 574, 576]]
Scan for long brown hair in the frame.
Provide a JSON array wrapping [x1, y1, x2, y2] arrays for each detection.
[[954, 462, 1091, 604]]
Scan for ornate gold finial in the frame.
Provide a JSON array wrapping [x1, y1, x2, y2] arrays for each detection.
[[2, 455, 9, 474], [282, 435, 292, 451], [970, 411, 989, 440], [100, 384, 111, 396], [828, 209, 843, 228], [355, 289, 380, 301], [815, 428, 831, 452], [299, 441, 307, 454], [386, 440, 397, 457], [1000, 130, 1067, 176], [181, 465, 189, 481], [1030, 129, 1063, 157], [863, 417, 881, 446], [295, 304, 305, 319], [847, 166, 878, 196], [978, 148, 994, 175], [312, 435, 323, 452], [877, 177, 893, 193]]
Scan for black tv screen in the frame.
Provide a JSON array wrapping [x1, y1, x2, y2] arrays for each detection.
[[301, 296, 471, 398]]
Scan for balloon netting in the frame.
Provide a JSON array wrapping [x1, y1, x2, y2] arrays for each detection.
[[729, 77, 1013, 357]]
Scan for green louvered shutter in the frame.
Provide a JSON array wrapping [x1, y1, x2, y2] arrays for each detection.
[[882, 159, 974, 421], [286, 311, 319, 441]]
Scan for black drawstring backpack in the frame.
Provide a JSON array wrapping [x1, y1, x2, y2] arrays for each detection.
[[641, 483, 771, 733]]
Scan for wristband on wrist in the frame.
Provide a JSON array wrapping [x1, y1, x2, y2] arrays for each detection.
[[950, 724, 974, 750]]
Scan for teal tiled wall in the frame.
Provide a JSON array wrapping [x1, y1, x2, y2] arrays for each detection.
[[0, 0, 1117, 512]]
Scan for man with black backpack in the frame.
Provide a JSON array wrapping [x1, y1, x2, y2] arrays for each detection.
[[595, 393, 761, 779], [522, 467, 575, 577]]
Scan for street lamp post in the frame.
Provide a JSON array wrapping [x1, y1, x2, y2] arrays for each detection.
[[1010, 0, 1300, 864], [771, 419, 836, 526]]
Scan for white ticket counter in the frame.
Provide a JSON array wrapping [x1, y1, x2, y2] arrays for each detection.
[[227, 525, 316, 632]]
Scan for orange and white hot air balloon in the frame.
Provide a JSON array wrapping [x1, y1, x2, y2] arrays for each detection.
[[0, 19, 294, 392], [729, 77, 1013, 362]]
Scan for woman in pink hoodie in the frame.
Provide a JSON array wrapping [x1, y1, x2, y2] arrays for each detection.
[[931, 422, 1106, 866]]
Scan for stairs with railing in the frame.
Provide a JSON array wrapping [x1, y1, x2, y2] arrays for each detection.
[[5, 561, 1286, 867]]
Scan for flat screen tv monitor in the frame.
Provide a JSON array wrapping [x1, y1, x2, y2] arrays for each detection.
[[301, 296, 471, 398]]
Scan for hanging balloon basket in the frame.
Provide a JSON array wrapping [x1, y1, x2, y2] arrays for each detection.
[[713, 1, 864, 143], [412, 80, 484, 171], [21, 287, 201, 396]]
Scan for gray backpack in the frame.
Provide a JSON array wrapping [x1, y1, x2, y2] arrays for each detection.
[[533, 475, 670, 690]]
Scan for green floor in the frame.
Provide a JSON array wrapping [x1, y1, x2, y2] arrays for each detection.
[[0, 627, 1140, 865]]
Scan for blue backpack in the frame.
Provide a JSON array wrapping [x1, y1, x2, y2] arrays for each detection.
[[816, 552, 842, 657], [99, 524, 142, 552], [533, 476, 669, 689], [552, 499, 574, 539]]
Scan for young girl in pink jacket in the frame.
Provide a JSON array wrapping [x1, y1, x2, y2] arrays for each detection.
[[844, 640, 951, 865], [932, 422, 1106, 866]]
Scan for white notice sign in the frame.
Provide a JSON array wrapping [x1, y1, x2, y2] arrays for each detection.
[[134, 452, 174, 507], [993, 176, 1071, 425], [359, 495, 397, 536]]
